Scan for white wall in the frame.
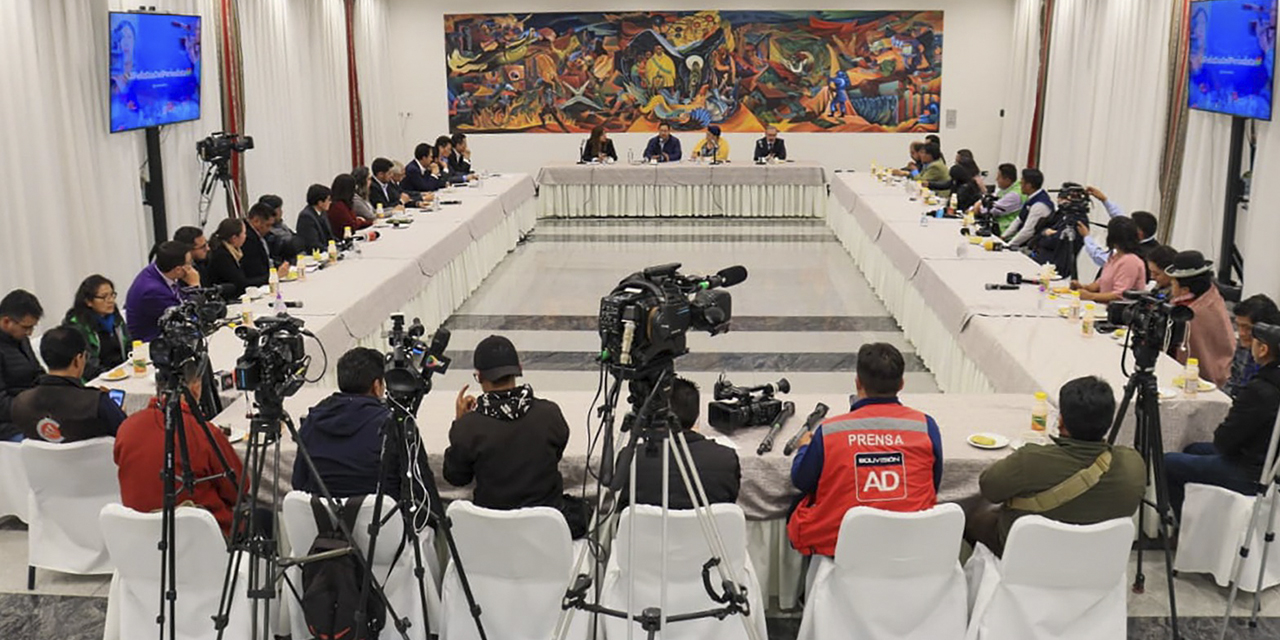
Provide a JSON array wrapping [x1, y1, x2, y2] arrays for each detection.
[[384, 0, 1018, 176]]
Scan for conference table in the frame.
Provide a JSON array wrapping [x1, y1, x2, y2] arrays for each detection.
[[91, 173, 537, 411], [536, 160, 828, 218]]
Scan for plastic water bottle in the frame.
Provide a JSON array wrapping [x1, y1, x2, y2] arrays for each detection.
[[327, 240, 339, 261], [1184, 358, 1200, 397], [1068, 290, 1081, 321], [920, 211, 929, 227], [1081, 303, 1095, 337], [1031, 391, 1049, 432], [272, 291, 286, 314], [131, 340, 147, 377], [268, 267, 279, 296], [296, 255, 306, 281]]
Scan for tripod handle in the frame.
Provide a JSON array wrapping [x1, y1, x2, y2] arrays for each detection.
[[783, 402, 829, 456]]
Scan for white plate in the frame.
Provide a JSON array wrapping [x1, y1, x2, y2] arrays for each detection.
[[1158, 387, 1179, 400], [967, 432, 1010, 450], [102, 368, 130, 381]]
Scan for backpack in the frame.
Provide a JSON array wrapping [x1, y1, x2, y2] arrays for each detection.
[[301, 496, 386, 640]]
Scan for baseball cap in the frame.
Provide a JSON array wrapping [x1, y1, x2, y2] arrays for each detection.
[[473, 335, 522, 382]]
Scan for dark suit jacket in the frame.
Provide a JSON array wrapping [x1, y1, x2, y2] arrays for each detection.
[[449, 151, 472, 175], [368, 178, 398, 209], [643, 135, 682, 162], [754, 137, 787, 161], [615, 431, 740, 509], [207, 244, 265, 299], [582, 139, 618, 163], [241, 224, 273, 282], [403, 159, 444, 193], [296, 206, 335, 253]]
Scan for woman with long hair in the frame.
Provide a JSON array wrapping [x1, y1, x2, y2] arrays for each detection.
[[62, 275, 131, 380], [327, 173, 373, 237], [1071, 217, 1148, 304], [351, 166, 376, 220], [582, 125, 618, 163], [956, 149, 985, 192], [207, 217, 260, 298]]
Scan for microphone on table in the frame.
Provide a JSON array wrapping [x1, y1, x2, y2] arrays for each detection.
[[985, 283, 1020, 291], [694, 265, 749, 289]]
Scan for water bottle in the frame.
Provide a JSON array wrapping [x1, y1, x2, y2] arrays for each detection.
[[920, 211, 929, 227], [1031, 391, 1049, 432], [628, 148, 634, 164], [327, 239, 339, 261], [268, 267, 280, 296], [272, 291, 286, 314], [1068, 291, 1081, 321], [1183, 358, 1200, 396], [1081, 303, 1095, 337]]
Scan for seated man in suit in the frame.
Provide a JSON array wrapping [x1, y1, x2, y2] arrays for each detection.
[[124, 241, 192, 343], [435, 136, 469, 184], [13, 327, 126, 443], [258, 194, 304, 262], [369, 157, 406, 209], [449, 132, 472, 175], [173, 226, 210, 288], [643, 122, 682, 163], [0, 289, 45, 441], [754, 124, 788, 162], [296, 184, 336, 253], [403, 143, 445, 193], [788, 343, 944, 557], [242, 202, 289, 282], [614, 377, 740, 508]]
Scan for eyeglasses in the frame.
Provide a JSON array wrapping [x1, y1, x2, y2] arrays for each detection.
[[93, 292, 118, 301]]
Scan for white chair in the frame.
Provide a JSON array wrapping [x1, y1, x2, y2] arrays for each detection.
[[281, 491, 440, 639], [965, 516, 1134, 640], [1175, 483, 1280, 593], [0, 441, 30, 522], [99, 503, 253, 640], [601, 504, 768, 640], [21, 436, 119, 586], [797, 504, 967, 640], [440, 500, 588, 640]]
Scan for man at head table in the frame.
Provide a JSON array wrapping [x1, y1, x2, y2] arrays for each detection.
[[754, 124, 787, 162], [643, 121, 682, 163]]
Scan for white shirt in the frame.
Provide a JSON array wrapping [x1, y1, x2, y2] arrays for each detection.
[[1003, 189, 1052, 248]]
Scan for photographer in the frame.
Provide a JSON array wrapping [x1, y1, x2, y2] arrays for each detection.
[[443, 336, 583, 537], [613, 377, 740, 509], [293, 347, 420, 500], [1001, 169, 1053, 249], [1165, 310, 1280, 516], [115, 356, 244, 537], [963, 376, 1145, 557], [1069, 217, 1147, 304], [1168, 251, 1235, 388]]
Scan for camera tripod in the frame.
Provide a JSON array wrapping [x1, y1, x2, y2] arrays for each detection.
[[554, 365, 764, 640], [211, 387, 415, 640], [1109, 334, 1181, 640], [1218, 408, 1280, 639], [198, 157, 241, 226]]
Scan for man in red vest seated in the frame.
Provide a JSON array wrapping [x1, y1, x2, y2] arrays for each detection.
[[787, 342, 943, 556]]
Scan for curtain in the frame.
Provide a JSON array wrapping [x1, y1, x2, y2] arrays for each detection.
[[353, 0, 398, 163], [1168, 111, 1234, 261], [1241, 119, 1280, 300], [1036, 0, 1172, 215], [237, 0, 352, 211], [0, 1, 153, 320], [998, 0, 1043, 168]]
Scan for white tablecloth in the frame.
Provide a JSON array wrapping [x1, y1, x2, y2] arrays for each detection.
[[536, 162, 828, 218], [91, 174, 537, 397]]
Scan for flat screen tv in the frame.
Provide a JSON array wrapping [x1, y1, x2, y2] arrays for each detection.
[[1188, 0, 1277, 120], [109, 12, 202, 132]]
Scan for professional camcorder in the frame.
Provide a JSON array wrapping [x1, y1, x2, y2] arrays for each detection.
[[197, 131, 255, 163], [708, 375, 790, 431], [598, 263, 746, 378], [1107, 290, 1194, 350], [383, 314, 451, 404], [233, 314, 309, 399]]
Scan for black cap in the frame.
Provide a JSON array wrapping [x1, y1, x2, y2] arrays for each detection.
[[474, 335, 522, 382]]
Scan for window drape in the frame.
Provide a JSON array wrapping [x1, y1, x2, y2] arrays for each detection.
[[353, 0, 399, 163], [998, 0, 1043, 169]]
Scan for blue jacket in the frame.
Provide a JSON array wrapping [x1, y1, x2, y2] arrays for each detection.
[[124, 264, 184, 343], [403, 158, 444, 193], [791, 397, 944, 494], [293, 393, 403, 500], [643, 135, 682, 162]]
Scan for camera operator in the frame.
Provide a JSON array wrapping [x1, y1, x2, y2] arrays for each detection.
[[293, 347, 423, 500], [1078, 186, 1161, 267], [1001, 168, 1053, 249], [125, 241, 193, 343], [1164, 310, 1280, 516], [962, 376, 1145, 557], [787, 343, 943, 557], [443, 336, 585, 537], [1167, 251, 1235, 388], [970, 163, 1025, 235], [114, 356, 245, 537], [613, 377, 741, 509], [1068, 217, 1147, 304]]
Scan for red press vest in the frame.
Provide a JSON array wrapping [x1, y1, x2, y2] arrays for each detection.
[[787, 402, 938, 556]]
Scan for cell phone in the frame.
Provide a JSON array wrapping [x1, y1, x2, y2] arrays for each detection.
[[108, 389, 126, 408]]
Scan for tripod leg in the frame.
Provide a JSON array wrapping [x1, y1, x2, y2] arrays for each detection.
[[1139, 388, 1180, 640], [1249, 484, 1280, 626]]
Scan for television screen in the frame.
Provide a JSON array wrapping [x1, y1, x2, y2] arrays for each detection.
[[1188, 0, 1277, 120], [109, 12, 202, 132]]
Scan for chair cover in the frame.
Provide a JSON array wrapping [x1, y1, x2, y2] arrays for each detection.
[[1175, 483, 1280, 593], [22, 437, 118, 576]]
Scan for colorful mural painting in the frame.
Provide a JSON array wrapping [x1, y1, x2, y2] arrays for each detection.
[[444, 10, 943, 133]]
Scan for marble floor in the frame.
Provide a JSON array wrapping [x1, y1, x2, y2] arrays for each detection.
[[4, 217, 1280, 639]]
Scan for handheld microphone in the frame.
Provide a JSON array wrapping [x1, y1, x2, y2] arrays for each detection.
[[698, 265, 749, 289], [986, 283, 1020, 291], [757, 401, 797, 455], [783, 402, 829, 456]]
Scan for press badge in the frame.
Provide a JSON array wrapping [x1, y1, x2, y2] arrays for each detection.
[[854, 451, 907, 502]]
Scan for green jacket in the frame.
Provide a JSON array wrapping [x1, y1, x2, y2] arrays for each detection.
[[918, 160, 950, 199], [979, 437, 1145, 549]]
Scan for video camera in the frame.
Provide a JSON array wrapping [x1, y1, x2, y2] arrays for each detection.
[[1107, 290, 1194, 352], [707, 375, 790, 431], [197, 131, 254, 164], [598, 263, 746, 378], [233, 314, 310, 401], [383, 314, 451, 407]]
